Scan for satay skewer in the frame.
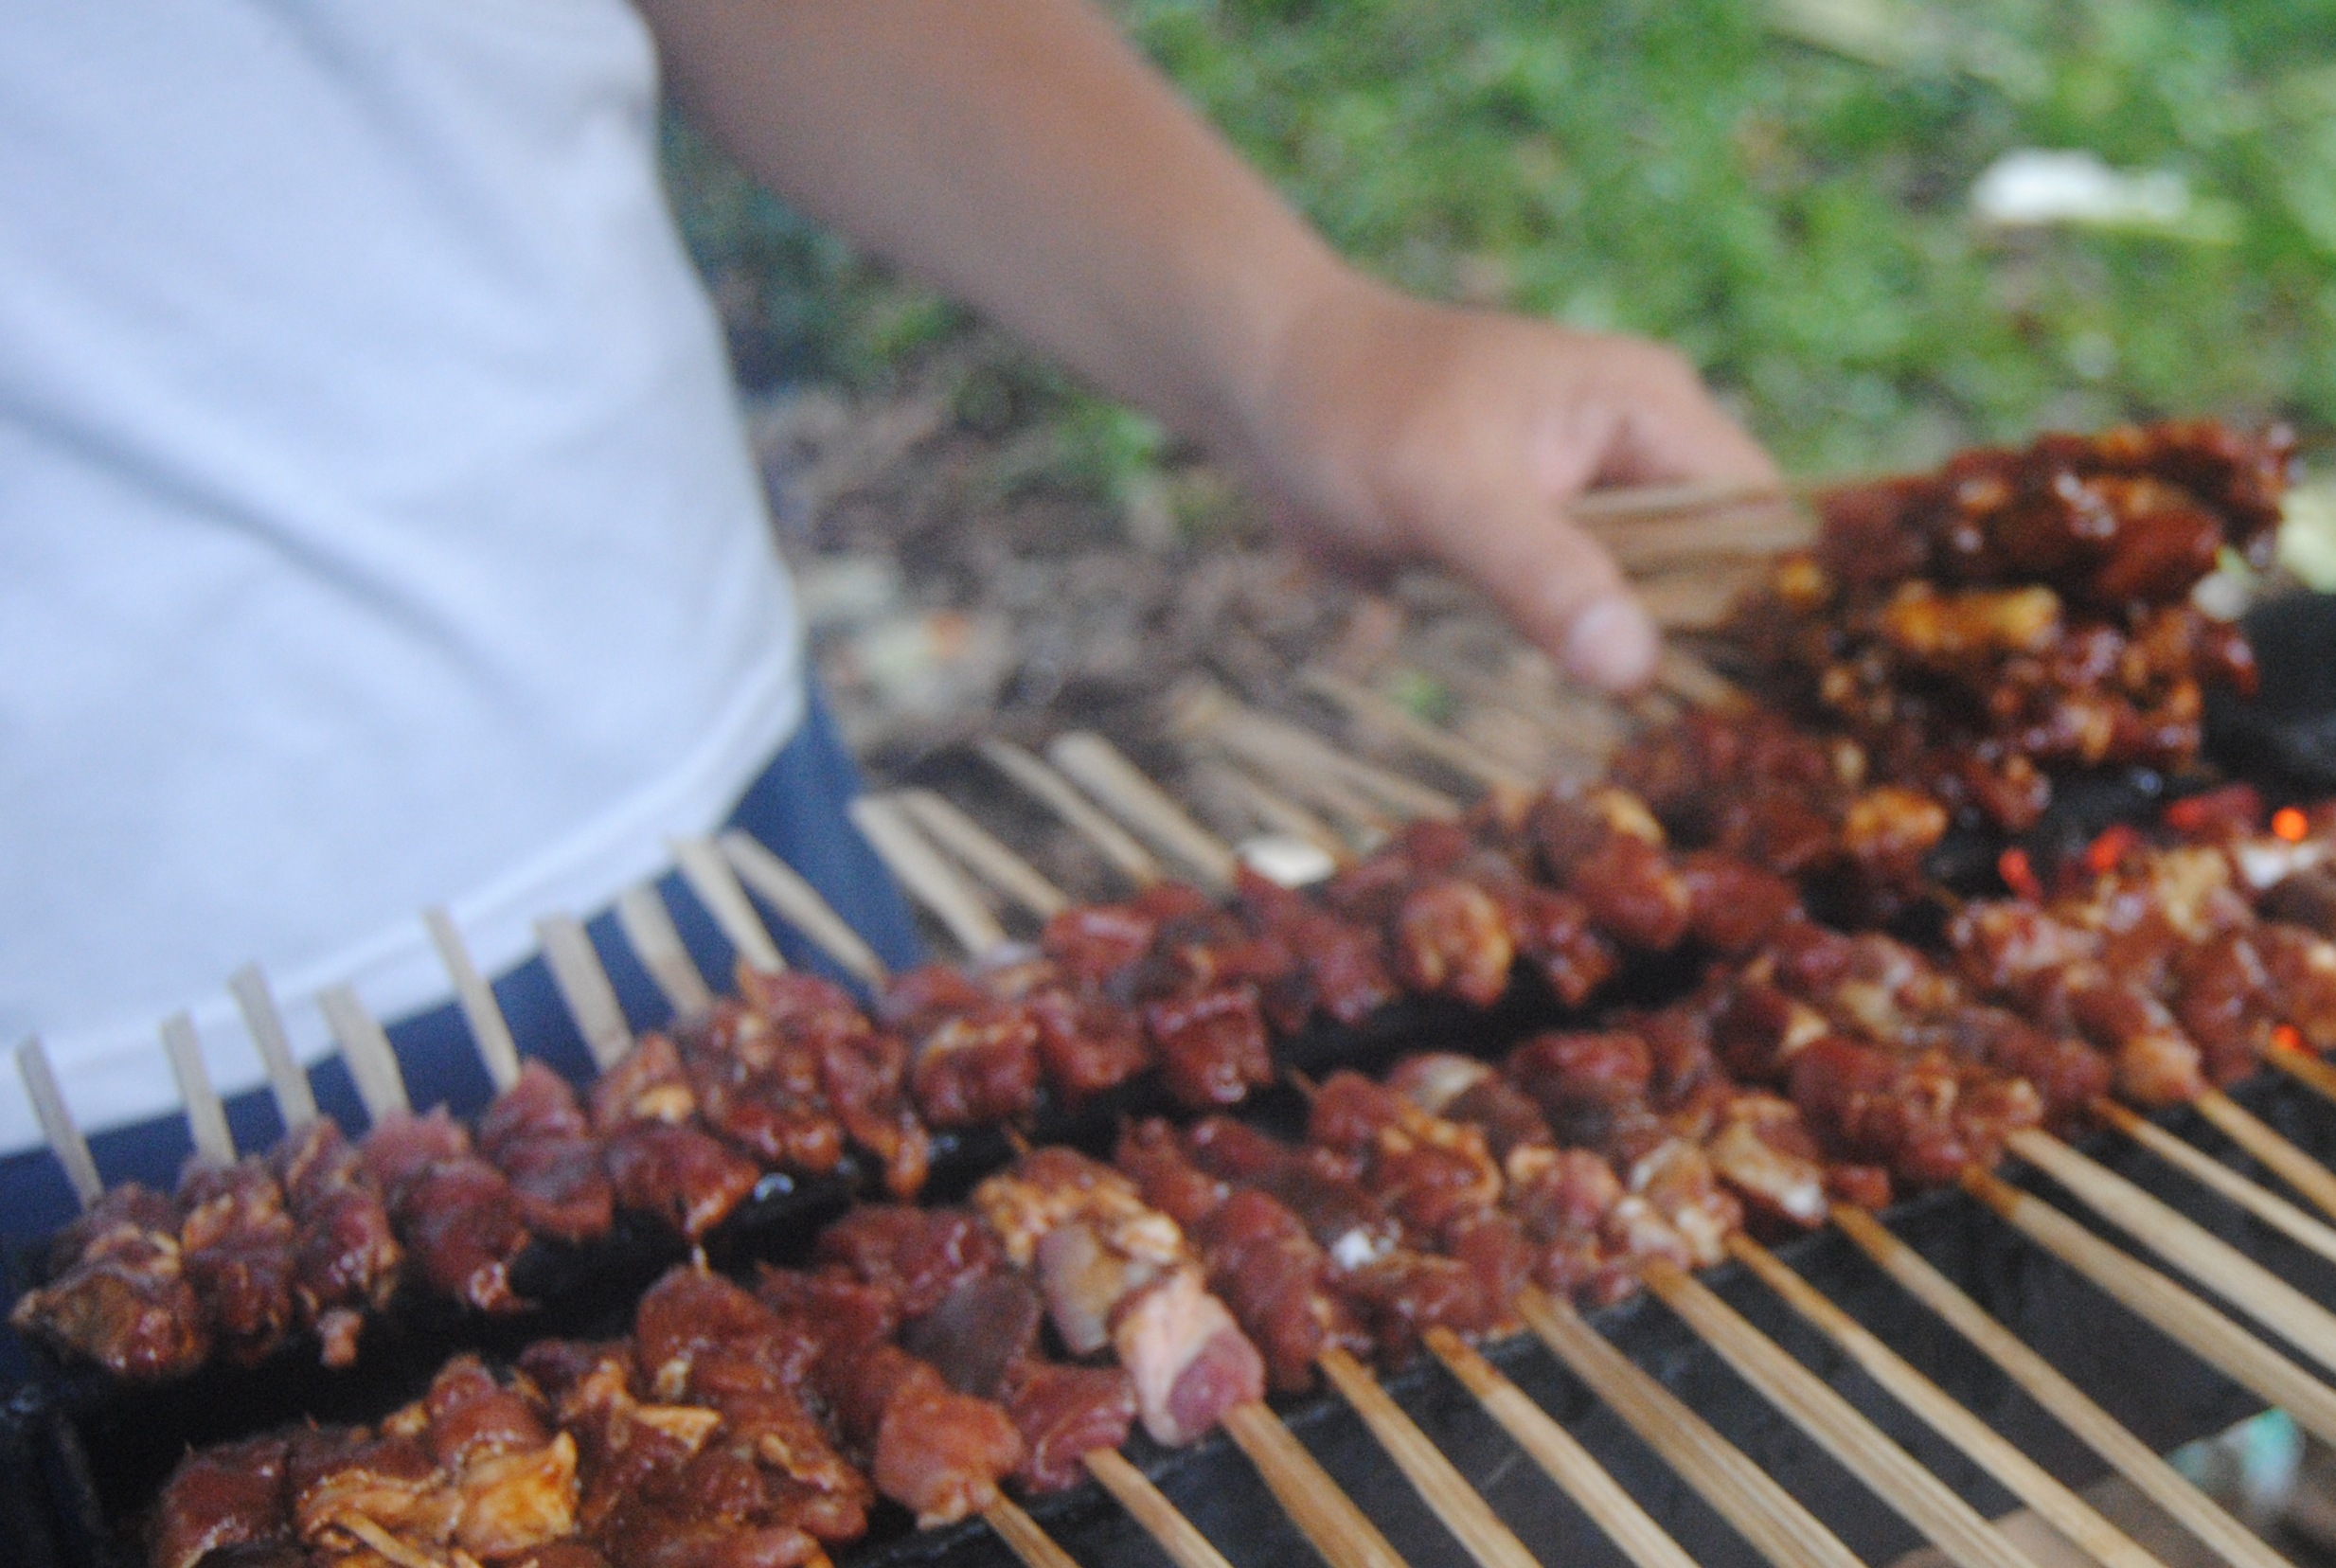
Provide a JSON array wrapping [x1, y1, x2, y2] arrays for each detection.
[[1963, 1167, 2336, 1448], [535, 914, 634, 1072], [2093, 1099, 2336, 1270], [1831, 1204, 2298, 1568], [672, 835, 790, 976], [829, 805, 1528, 1568], [615, 881, 716, 1018], [1150, 716, 2336, 1556], [17, 1036, 103, 1209], [893, 789, 1074, 921], [1723, 1232, 2171, 1568], [2004, 1127, 2336, 1378], [423, 908, 524, 1096], [515, 859, 1253, 1568], [228, 963, 320, 1132], [159, 1011, 236, 1167], [1358, 666, 2336, 1285]]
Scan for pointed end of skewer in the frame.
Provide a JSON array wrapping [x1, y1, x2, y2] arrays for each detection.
[[17, 1037, 102, 1209]]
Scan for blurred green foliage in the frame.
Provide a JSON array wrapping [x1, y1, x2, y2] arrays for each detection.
[[664, 0, 2336, 492]]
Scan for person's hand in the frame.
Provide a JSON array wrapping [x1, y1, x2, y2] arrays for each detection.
[[1243, 273, 1777, 694]]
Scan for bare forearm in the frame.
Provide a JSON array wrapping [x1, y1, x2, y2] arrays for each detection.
[[638, 0, 1354, 461]]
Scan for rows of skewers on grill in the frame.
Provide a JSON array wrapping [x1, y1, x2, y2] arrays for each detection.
[[33, 414, 2336, 1568], [137, 802, 2336, 1568]]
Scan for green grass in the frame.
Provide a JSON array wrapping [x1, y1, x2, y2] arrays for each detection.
[[664, 0, 2336, 493]]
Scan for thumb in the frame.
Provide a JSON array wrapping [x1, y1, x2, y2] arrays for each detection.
[[1439, 497, 1657, 694]]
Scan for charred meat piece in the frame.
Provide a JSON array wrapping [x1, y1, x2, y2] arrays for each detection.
[[11, 1184, 209, 1381], [480, 1061, 616, 1244], [176, 1156, 299, 1365], [362, 1108, 532, 1314], [272, 1119, 401, 1367]]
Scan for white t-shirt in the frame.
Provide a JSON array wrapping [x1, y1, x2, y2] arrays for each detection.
[[0, 0, 805, 1152]]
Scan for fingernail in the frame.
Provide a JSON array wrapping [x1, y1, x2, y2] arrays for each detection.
[[1561, 595, 1658, 692]]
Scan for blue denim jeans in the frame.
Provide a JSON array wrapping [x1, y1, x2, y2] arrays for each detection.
[[0, 685, 918, 1379]]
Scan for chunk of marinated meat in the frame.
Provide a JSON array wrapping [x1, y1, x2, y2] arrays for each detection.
[[177, 1157, 299, 1364], [1391, 878, 1516, 1007], [153, 1434, 291, 1568], [272, 1120, 401, 1366], [908, 998, 1043, 1127], [364, 1108, 532, 1313], [1114, 1270, 1264, 1446], [1507, 1031, 1653, 1150], [480, 1061, 616, 1244], [1001, 1363, 1137, 1493], [1702, 1095, 1828, 1229], [1145, 984, 1273, 1108], [816, 1205, 1002, 1320], [904, 1273, 1043, 1400], [603, 1122, 760, 1241], [1022, 986, 1152, 1099], [11, 1183, 209, 1381]]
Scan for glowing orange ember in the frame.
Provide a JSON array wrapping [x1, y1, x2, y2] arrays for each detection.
[[2273, 1024, 2306, 1055], [2274, 807, 2309, 844], [1998, 847, 2043, 901], [2084, 825, 2138, 875]]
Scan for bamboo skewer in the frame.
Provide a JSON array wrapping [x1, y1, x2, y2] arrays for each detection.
[[1300, 668, 1534, 794], [979, 737, 1166, 887], [536, 915, 634, 1072], [2190, 1089, 2336, 1225], [319, 984, 408, 1124], [2006, 1128, 2336, 1378], [228, 963, 319, 1132], [1963, 1167, 2336, 1448], [2095, 1100, 2336, 1271], [894, 790, 1071, 922], [1314, 1345, 1548, 1568], [974, 1498, 1085, 1568], [1046, 732, 1239, 892], [1168, 683, 1463, 824], [852, 795, 1008, 955], [2266, 1042, 2336, 1107], [1079, 1451, 1240, 1568], [423, 908, 522, 1095], [1218, 1401, 1410, 1568], [615, 882, 716, 1017], [1638, 1257, 2043, 1568], [719, 829, 891, 988], [1513, 1287, 1866, 1568], [1725, 1232, 2170, 1568], [1187, 758, 1353, 866], [1421, 1328, 1701, 1568], [672, 836, 789, 976], [160, 1012, 236, 1167], [18, 1037, 102, 1209], [1830, 1204, 2297, 1568]]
